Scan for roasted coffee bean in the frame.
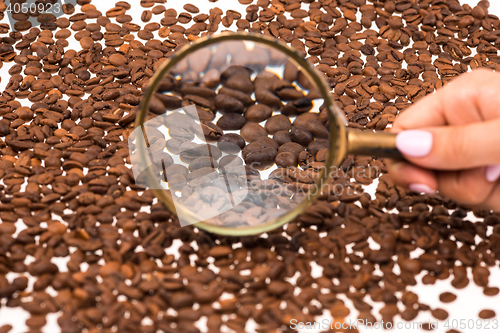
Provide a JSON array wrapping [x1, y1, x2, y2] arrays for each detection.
[[484, 287, 499, 296], [479, 310, 496, 319], [166, 164, 188, 177], [214, 94, 245, 114], [179, 143, 222, 163], [166, 138, 183, 154], [264, 114, 291, 134], [240, 123, 268, 143], [245, 104, 273, 122], [278, 142, 305, 156], [217, 113, 246, 130], [218, 87, 253, 106], [255, 89, 282, 109], [224, 75, 254, 95], [109, 53, 127, 66], [201, 121, 223, 141], [242, 141, 277, 170], [169, 127, 194, 142], [220, 65, 251, 82], [439, 292, 457, 303], [307, 139, 329, 156], [275, 152, 298, 168], [217, 133, 245, 154], [431, 308, 449, 320], [183, 4, 199, 14], [290, 126, 313, 146], [254, 136, 279, 151], [272, 130, 291, 146], [189, 156, 218, 172], [219, 155, 243, 170]]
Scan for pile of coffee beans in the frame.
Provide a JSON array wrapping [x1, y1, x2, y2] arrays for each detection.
[[0, 0, 499, 332]]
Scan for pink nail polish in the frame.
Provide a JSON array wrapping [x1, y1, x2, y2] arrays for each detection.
[[396, 130, 433, 158], [486, 164, 500, 183], [409, 183, 435, 195]]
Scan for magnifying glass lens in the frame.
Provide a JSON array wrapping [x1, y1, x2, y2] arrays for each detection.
[[130, 38, 332, 232]]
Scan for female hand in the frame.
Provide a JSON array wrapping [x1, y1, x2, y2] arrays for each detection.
[[387, 68, 500, 211]]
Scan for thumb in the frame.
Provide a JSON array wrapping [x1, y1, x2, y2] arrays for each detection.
[[394, 118, 500, 171]]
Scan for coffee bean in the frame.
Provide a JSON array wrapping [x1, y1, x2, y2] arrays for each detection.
[[273, 130, 291, 146], [0, 325, 12, 333], [290, 126, 313, 146], [439, 292, 457, 303], [484, 287, 499, 296], [217, 134, 245, 154], [180, 143, 222, 164], [479, 310, 496, 319], [245, 104, 272, 122], [255, 89, 282, 109], [242, 141, 277, 170], [214, 94, 245, 114], [200, 121, 223, 141], [254, 136, 279, 150], [218, 87, 253, 106], [275, 152, 298, 168], [217, 113, 246, 130], [109, 53, 127, 66], [224, 75, 254, 95], [219, 155, 243, 170], [278, 142, 304, 156], [189, 156, 217, 172], [264, 114, 291, 134], [240, 123, 268, 143], [166, 138, 183, 154], [169, 127, 194, 142], [431, 308, 449, 320], [166, 164, 188, 177], [183, 4, 199, 14], [307, 139, 329, 156]]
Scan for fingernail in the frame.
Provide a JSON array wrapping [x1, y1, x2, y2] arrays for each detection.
[[409, 183, 435, 195], [396, 130, 433, 157], [486, 164, 500, 183]]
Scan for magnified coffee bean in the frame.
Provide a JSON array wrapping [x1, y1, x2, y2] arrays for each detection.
[[242, 140, 277, 170], [245, 104, 273, 122], [265, 114, 292, 134], [169, 126, 195, 141], [217, 113, 246, 130], [278, 142, 305, 156], [239, 122, 268, 143], [200, 121, 223, 141], [166, 138, 183, 154], [219, 155, 243, 170], [273, 130, 292, 145], [290, 126, 314, 146], [214, 94, 245, 114], [189, 156, 218, 172], [217, 133, 245, 154], [275, 152, 298, 168], [180, 143, 221, 164], [166, 164, 188, 177]]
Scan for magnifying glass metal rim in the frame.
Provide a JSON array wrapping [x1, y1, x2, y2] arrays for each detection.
[[135, 32, 346, 236]]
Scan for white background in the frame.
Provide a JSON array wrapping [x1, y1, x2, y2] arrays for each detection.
[[0, 0, 499, 332]]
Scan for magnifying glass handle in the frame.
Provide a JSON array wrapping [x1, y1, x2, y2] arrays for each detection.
[[346, 129, 403, 160]]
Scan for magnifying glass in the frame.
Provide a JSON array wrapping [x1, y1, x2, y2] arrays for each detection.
[[129, 32, 402, 236]]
